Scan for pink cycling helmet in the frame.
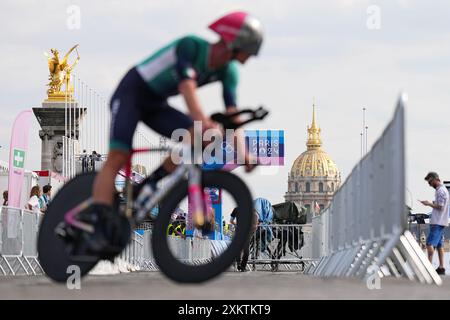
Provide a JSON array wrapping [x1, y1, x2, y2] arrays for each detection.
[[209, 11, 263, 56]]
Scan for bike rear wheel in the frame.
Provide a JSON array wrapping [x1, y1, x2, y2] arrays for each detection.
[[37, 172, 129, 282], [151, 170, 253, 283]]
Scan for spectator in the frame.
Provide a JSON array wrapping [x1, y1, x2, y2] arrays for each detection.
[[27, 185, 45, 214], [92, 151, 102, 161], [81, 150, 88, 173], [254, 197, 274, 224], [2, 190, 7, 206], [222, 221, 228, 235], [420, 172, 449, 275], [230, 207, 259, 272], [174, 215, 186, 238], [90, 151, 102, 171], [253, 198, 274, 253], [41, 185, 52, 208]]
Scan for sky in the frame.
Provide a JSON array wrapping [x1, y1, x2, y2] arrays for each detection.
[[1, 0, 450, 214]]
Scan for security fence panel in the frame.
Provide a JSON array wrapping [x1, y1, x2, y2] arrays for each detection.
[[22, 210, 39, 257], [247, 224, 318, 272], [311, 215, 322, 259], [1, 207, 23, 256], [194, 239, 212, 263], [309, 96, 440, 285], [0, 207, 29, 275]]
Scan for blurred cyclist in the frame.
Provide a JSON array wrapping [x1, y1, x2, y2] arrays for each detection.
[[73, 11, 264, 257]]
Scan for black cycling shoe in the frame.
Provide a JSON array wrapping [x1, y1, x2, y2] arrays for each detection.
[[436, 267, 446, 275], [56, 204, 131, 262]]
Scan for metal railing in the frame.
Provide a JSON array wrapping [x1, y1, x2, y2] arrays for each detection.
[[308, 95, 442, 285], [136, 224, 214, 269], [0, 206, 43, 275], [0, 207, 317, 276], [135, 222, 317, 272], [120, 231, 144, 269], [246, 224, 318, 272]]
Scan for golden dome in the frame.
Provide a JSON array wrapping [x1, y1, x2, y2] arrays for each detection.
[[291, 149, 339, 177], [291, 103, 339, 178]]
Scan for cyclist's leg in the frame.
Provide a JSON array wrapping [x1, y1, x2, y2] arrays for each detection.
[[143, 103, 193, 138], [75, 68, 144, 255], [93, 76, 142, 206]]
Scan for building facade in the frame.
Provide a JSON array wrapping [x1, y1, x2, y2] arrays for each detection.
[[285, 104, 341, 221]]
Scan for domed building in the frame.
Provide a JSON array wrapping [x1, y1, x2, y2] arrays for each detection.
[[285, 103, 341, 220]]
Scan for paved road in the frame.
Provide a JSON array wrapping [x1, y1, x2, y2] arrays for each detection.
[[0, 271, 449, 299]]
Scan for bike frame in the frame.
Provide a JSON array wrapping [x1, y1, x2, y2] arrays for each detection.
[[64, 145, 212, 231], [125, 144, 210, 226]]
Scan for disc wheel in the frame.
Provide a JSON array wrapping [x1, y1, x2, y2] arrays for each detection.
[[37, 172, 130, 282]]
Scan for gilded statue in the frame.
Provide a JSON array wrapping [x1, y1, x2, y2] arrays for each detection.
[[44, 44, 80, 101]]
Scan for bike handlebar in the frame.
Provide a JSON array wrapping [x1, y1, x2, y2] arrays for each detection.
[[210, 106, 269, 130]]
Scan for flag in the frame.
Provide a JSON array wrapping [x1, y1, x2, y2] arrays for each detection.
[[8, 110, 33, 208], [314, 201, 321, 213]]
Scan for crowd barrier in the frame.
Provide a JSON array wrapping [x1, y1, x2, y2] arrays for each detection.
[[136, 223, 214, 270], [0, 206, 149, 276], [308, 96, 442, 285], [0, 208, 316, 276], [134, 224, 317, 272], [119, 231, 144, 270], [247, 224, 317, 272], [0, 206, 43, 275]]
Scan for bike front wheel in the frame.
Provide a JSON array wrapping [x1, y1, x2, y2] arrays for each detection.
[[151, 170, 253, 283]]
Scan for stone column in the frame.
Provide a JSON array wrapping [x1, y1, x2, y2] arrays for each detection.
[[33, 101, 85, 175], [39, 128, 54, 171]]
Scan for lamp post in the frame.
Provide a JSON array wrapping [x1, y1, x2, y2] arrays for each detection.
[[363, 107, 366, 155]]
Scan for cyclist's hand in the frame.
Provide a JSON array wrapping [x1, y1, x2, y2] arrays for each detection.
[[202, 117, 220, 132], [191, 112, 219, 131], [225, 106, 243, 126]]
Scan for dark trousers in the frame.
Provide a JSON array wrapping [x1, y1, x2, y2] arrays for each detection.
[[237, 236, 251, 270]]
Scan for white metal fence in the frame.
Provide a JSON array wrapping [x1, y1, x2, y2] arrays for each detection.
[[246, 224, 317, 272], [120, 231, 144, 269], [135, 223, 215, 270], [0, 206, 43, 275], [127, 223, 318, 272], [308, 95, 442, 285], [0, 206, 317, 276]]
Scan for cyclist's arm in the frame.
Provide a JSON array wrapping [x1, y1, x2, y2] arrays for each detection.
[[222, 64, 256, 169], [179, 80, 206, 122], [222, 62, 239, 111], [175, 37, 209, 124]]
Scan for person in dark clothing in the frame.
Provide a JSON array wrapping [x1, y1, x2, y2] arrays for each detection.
[[2, 190, 7, 206], [230, 207, 259, 272], [42, 185, 52, 206], [81, 150, 88, 173]]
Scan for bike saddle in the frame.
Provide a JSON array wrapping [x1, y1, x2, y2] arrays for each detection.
[[211, 106, 269, 130]]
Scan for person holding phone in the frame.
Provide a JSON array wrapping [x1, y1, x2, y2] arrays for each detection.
[[420, 172, 449, 275]]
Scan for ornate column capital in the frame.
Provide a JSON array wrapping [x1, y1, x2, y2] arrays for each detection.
[[39, 128, 55, 140]]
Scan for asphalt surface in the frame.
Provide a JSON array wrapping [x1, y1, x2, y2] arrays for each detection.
[[0, 271, 449, 300]]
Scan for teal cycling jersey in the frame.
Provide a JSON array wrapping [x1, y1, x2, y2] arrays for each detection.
[[136, 35, 239, 107]]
